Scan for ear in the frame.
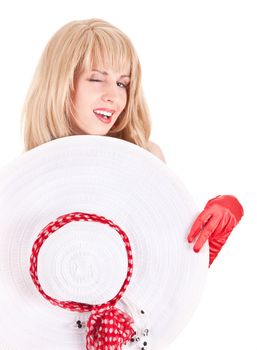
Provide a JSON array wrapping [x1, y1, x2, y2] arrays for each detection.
[[147, 141, 166, 163]]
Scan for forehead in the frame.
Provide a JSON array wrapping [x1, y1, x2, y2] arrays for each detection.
[[84, 55, 131, 77]]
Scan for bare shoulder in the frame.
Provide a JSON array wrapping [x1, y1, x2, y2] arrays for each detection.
[[147, 140, 166, 163]]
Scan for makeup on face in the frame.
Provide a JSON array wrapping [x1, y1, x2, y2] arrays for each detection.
[[72, 67, 130, 135]]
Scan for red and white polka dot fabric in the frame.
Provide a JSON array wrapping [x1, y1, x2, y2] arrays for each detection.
[[87, 306, 134, 350]]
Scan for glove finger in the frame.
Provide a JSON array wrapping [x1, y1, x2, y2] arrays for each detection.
[[208, 218, 228, 266], [208, 217, 236, 266], [193, 214, 221, 252], [187, 208, 213, 243]]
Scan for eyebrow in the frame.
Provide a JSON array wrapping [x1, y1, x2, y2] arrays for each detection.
[[92, 69, 130, 79]]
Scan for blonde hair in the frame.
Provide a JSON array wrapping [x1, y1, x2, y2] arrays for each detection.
[[21, 19, 152, 152]]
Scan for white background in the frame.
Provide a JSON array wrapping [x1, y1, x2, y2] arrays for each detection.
[[0, 0, 256, 348]]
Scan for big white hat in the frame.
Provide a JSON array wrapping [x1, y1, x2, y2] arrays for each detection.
[[0, 135, 208, 350]]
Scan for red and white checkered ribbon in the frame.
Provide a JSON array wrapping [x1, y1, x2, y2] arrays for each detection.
[[30, 212, 134, 350]]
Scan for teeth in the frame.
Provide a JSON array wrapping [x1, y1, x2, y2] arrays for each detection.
[[94, 110, 112, 117]]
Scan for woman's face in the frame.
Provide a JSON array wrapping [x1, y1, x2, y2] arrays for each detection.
[[72, 65, 130, 135]]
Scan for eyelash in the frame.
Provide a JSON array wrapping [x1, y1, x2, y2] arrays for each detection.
[[89, 79, 128, 89]]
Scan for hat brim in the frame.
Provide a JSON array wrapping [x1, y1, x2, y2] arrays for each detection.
[[0, 135, 208, 349]]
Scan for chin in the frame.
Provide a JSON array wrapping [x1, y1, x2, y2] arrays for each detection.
[[87, 128, 109, 136]]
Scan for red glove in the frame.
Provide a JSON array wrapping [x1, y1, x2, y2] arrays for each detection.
[[187, 195, 244, 267]]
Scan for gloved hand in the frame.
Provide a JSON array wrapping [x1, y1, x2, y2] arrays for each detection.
[[187, 195, 244, 267]]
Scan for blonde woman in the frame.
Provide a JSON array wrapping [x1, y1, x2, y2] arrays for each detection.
[[21, 19, 243, 267]]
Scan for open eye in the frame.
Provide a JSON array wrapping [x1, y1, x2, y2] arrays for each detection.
[[118, 81, 130, 89], [117, 82, 127, 88]]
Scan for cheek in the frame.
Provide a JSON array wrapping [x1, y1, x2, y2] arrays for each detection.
[[120, 91, 128, 110], [74, 88, 93, 111]]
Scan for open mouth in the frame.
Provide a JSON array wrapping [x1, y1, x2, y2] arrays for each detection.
[[93, 109, 114, 124], [93, 110, 113, 124]]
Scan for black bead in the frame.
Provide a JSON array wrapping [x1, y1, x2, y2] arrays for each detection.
[[140, 310, 145, 314], [141, 347, 145, 350], [143, 341, 147, 346], [76, 320, 82, 328], [130, 338, 134, 342], [143, 329, 149, 335]]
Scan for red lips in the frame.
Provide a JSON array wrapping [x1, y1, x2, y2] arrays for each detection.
[[93, 111, 113, 124]]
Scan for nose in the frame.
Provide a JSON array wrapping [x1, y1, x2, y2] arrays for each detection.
[[101, 84, 119, 103]]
